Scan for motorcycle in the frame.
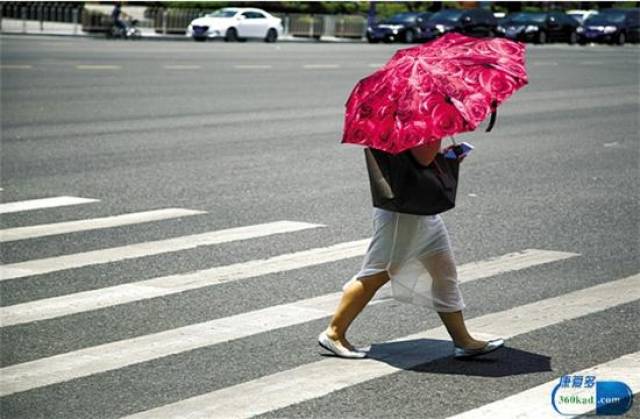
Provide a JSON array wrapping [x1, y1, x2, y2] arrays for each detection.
[[106, 18, 141, 39]]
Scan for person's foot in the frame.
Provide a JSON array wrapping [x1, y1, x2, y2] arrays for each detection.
[[323, 328, 357, 351], [318, 328, 367, 358], [455, 338, 488, 350], [453, 337, 504, 358]]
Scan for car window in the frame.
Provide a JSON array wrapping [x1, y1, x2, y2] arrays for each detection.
[[250, 12, 266, 19], [431, 9, 464, 22], [585, 11, 627, 24], [511, 13, 547, 24], [207, 9, 237, 18]]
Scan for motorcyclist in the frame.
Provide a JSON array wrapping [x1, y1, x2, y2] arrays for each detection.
[[111, 2, 128, 35]]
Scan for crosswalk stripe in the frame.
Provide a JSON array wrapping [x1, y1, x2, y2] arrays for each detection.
[[0, 208, 206, 242], [0, 249, 578, 395], [120, 274, 640, 419], [0, 220, 323, 281], [1, 249, 576, 327], [0, 239, 369, 326], [448, 351, 640, 419], [0, 196, 98, 215]]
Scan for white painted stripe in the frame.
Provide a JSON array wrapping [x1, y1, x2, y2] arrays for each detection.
[[0, 249, 578, 395], [579, 60, 605, 65], [0, 249, 576, 327], [163, 65, 201, 70], [0, 64, 33, 69], [122, 273, 640, 419], [0, 239, 369, 326], [303, 64, 340, 69], [448, 351, 640, 419], [0, 221, 323, 281], [233, 64, 272, 69], [532, 61, 559, 66], [367, 63, 384, 68], [0, 208, 206, 243], [0, 196, 98, 215], [76, 65, 122, 70]]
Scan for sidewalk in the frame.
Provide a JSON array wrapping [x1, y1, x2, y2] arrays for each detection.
[[0, 18, 365, 43]]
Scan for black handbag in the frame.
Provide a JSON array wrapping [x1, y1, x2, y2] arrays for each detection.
[[364, 144, 462, 216]]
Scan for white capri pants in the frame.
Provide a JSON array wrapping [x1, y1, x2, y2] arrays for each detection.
[[342, 207, 466, 312]]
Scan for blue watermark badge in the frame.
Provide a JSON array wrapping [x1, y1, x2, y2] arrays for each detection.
[[551, 374, 633, 415]]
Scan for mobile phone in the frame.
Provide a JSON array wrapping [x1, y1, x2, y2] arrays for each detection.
[[444, 142, 474, 160]]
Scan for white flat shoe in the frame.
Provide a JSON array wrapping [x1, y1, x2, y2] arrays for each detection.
[[318, 331, 367, 359], [453, 338, 505, 359]]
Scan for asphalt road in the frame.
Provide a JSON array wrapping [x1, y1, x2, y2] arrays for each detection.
[[1, 34, 639, 419]]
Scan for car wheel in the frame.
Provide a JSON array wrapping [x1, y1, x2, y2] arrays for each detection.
[[616, 32, 626, 45], [225, 27, 238, 42], [536, 31, 547, 44], [193, 37, 206, 42], [404, 30, 415, 43], [487, 29, 495, 37], [568, 31, 578, 45], [264, 28, 278, 42]]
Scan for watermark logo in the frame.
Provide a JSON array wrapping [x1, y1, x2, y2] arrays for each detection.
[[551, 374, 633, 415]]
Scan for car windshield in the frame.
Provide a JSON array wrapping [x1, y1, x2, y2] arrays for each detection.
[[511, 13, 547, 24], [585, 11, 626, 24], [382, 13, 417, 23], [206, 9, 237, 18], [430, 9, 463, 22]]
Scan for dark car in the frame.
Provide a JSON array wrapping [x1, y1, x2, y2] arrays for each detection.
[[502, 11, 579, 44], [422, 8, 498, 40], [366, 12, 432, 43], [577, 8, 640, 45]]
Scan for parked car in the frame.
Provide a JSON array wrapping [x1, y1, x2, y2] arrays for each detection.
[[502, 11, 579, 44], [566, 9, 599, 24], [366, 12, 433, 43], [186, 7, 283, 42], [577, 8, 640, 45], [422, 8, 498, 40]]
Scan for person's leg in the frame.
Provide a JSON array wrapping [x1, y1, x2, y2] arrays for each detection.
[[421, 249, 488, 349], [324, 271, 390, 350]]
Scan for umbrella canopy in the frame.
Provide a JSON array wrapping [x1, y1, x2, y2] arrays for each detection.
[[342, 32, 528, 154]]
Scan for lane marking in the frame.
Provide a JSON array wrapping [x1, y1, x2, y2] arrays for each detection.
[[121, 273, 640, 419], [233, 64, 272, 69], [0, 249, 577, 327], [579, 60, 605, 65], [0, 196, 98, 215], [0, 221, 324, 281], [163, 65, 202, 70], [75, 65, 122, 70], [302, 64, 341, 69], [0, 249, 579, 396], [0, 208, 206, 243], [0, 64, 33, 69], [448, 351, 640, 419], [532, 61, 559, 66], [367, 63, 384, 68], [1, 239, 369, 326]]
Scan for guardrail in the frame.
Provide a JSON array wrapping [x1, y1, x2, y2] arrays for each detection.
[[0, 3, 367, 39]]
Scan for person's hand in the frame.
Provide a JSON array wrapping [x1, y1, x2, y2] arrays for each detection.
[[443, 145, 466, 163]]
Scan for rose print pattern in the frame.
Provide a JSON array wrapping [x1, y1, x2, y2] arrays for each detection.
[[342, 32, 527, 154]]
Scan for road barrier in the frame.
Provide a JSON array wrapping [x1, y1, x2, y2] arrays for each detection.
[[0, 3, 367, 40]]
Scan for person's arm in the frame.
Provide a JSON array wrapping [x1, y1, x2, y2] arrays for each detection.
[[409, 139, 442, 167]]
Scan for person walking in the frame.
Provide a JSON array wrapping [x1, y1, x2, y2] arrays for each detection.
[[318, 139, 504, 359], [321, 32, 527, 359]]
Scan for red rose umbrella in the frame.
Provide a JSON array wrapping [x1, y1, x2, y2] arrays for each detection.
[[341, 32, 528, 154]]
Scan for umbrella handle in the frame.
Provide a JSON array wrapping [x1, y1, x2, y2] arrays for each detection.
[[485, 101, 498, 132]]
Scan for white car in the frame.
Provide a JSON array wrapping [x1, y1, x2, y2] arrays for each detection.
[[186, 7, 283, 42]]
